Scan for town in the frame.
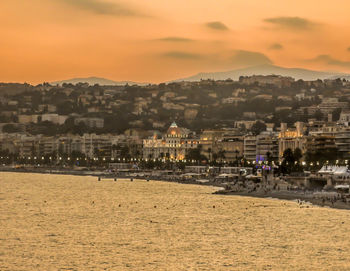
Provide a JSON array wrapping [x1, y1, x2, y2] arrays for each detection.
[[1, 75, 350, 204]]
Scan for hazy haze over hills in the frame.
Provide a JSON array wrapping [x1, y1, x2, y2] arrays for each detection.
[[50, 65, 350, 86], [172, 64, 350, 82], [52, 77, 148, 86]]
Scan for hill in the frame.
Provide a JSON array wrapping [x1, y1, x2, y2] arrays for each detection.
[[172, 64, 350, 82], [52, 77, 148, 86]]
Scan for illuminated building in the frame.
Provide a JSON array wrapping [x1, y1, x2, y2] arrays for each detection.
[[142, 122, 198, 160], [278, 122, 305, 160]]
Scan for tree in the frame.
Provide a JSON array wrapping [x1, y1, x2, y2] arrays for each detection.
[[293, 148, 303, 162], [208, 148, 212, 161], [185, 146, 206, 163], [238, 123, 247, 133], [332, 108, 342, 122], [313, 109, 324, 121], [266, 151, 272, 164], [234, 149, 240, 166], [217, 149, 226, 163], [281, 148, 295, 174], [283, 148, 295, 163], [281, 148, 303, 174], [251, 121, 267, 136], [2, 124, 22, 133]]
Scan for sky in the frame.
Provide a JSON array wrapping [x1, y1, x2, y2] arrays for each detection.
[[1, 0, 350, 84]]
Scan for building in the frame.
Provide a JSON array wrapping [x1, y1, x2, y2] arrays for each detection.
[[74, 117, 104, 128], [306, 134, 337, 158], [239, 75, 295, 88], [37, 136, 57, 155], [278, 122, 305, 160], [18, 115, 38, 124], [142, 122, 198, 160], [80, 133, 112, 158], [339, 109, 350, 126], [256, 131, 278, 162], [318, 98, 348, 115], [199, 129, 226, 160], [244, 135, 257, 161], [213, 136, 244, 162], [41, 114, 68, 125], [335, 127, 350, 159]]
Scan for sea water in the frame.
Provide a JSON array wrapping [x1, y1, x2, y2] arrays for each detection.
[[1, 172, 350, 270]]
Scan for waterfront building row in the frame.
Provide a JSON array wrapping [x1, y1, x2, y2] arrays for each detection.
[[3, 120, 350, 162]]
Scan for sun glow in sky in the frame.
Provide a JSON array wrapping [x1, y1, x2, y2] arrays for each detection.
[[1, 0, 350, 84]]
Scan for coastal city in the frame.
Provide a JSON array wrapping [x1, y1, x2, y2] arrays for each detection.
[[4, 0, 350, 269], [1, 75, 350, 207]]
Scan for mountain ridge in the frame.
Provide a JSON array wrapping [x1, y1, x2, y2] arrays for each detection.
[[52, 76, 148, 86], [171, 64, 350, 82], [51, 65, 350, 86]]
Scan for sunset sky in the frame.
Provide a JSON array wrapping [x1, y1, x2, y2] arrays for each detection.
[[1, 0, 350, 84]]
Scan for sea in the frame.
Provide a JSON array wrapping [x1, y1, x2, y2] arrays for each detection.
[[1, 172, 350, 270]]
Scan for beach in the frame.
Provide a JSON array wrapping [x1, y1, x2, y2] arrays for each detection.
[[216, 190, 350, 210]]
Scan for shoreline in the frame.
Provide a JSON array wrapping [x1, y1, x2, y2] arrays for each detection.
[[215, 190, 350, 210], [2, 167, 350, 210]]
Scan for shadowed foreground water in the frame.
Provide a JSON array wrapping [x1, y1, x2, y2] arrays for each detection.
[[1, 173, 350, 270]]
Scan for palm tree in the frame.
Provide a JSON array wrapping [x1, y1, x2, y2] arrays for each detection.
[[208, 148, 212, 162], [266, 151, 272, 165], [235, 149, 239, 166], [218, 150, 226, 164]]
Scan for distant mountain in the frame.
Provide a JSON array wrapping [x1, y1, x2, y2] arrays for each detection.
[[52, 77, 148, 86], [172, 64, 350, 82]]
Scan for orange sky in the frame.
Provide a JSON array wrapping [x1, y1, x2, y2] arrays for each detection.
[[1, 0, 350, 84]]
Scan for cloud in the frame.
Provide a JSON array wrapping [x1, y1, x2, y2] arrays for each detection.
[[308, 55, 350, 68], [205, 21, 229, 31], [231, 50, 272, 67], [155, 37, 194, 42], [348, 47, 350, 52], [269, 43, 283, 50], [60, 0, 140, 16], [161, 51, 202, 60], [264, 16, 315, 30]]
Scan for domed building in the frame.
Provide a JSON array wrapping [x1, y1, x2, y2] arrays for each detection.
[[143, 122, 199, 160]]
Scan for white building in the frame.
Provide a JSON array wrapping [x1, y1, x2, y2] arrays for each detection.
[[143, 122, 198, 160]]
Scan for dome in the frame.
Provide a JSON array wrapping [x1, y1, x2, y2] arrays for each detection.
[[170, 122, 178, 128], [167, 122, 181, 136]]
